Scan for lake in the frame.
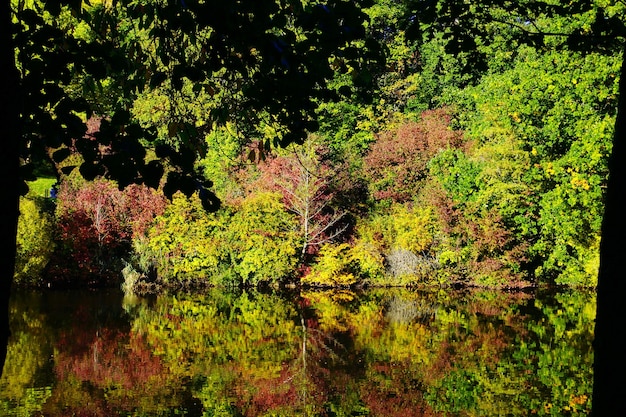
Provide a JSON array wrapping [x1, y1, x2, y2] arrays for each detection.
[[0, 287, 595, 416]]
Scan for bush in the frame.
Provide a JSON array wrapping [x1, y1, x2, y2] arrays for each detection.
[[15, 197, 56, 286], [364, 108, 464, 203], [385, 249, 439, 281], [142, 192, 233, 285], [141, 192, 300, 288], [227, 192, 301, 286], [303, 241, 385, 287], [48, 178, 167, 287], [358, 204, 439, 255]]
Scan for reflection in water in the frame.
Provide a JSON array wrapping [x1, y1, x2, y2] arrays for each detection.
[[0, 288, 595, 416]]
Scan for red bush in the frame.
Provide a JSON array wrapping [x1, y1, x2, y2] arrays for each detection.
[[47, 179, 167, 286], [364, 108, 464, 203]]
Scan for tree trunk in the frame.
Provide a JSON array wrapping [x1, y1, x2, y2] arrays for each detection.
[[592, 47, 626, 416], [0, 1, 21, 377]]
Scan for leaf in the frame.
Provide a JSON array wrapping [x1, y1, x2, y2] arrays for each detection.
[[79, 161, 105, 180], [61, 165, 77, 175], [199, 186, 221, 212], [52, 148, 71, 163], [150, 71, 168, 88], [141, 160, 165, 189]]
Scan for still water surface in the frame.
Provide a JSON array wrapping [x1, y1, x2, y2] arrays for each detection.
[[1, 288, 595, 416]]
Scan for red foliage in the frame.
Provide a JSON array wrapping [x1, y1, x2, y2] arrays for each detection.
[[360, 361, 437, 417], [364, 108, 464, 203], [255, 141, 351, 259], [47, 179, 167, 285], [51, 328, 167, 416], [122, 184, 169, 237], [241, 368, 302, 416]]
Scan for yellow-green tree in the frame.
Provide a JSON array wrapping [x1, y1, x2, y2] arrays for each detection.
[[14, 197, 55, 286]]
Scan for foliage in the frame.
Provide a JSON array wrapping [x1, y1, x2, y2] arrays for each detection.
[[14, 197, 55, 286], [141, 192, 300, 287], [363, 107, 464, 203], [10, 0, 622, 289], [10, 0, 384, 212], [2, 288, 596, 416], [352, 204, 441, 285], [48, 178, 166, 286], [303, 242, 384, 287], [452, 47, 619, 285], [257, 136, 354, 260], [227, 192, 301, 286], [142, 192, 233, 285], [26, 177, 57, 198], [196, 123, 250, 201]]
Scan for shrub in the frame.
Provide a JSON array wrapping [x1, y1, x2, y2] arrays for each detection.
[[227, 192, 301, 286], [363, 108, 464, 203], [15, 197, 55, 286], [142, 192, 233, 285], [303, 241, 384, 287], [303, 243, 357, 287], [48, 178, 167, 286], [358, 204, 439, 255], [141, 192, 300, 288], [385, 249, 438, 281]]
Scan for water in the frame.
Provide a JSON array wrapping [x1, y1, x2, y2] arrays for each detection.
[[0, 287, 595, 416]]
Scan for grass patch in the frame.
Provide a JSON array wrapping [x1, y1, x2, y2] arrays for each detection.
[[27, 177, 57, 198]]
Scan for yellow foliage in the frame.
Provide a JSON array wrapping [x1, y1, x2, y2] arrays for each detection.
[[303, 243, 357, 287], [358, 204, 437, 254], [15, 197, 55, 285], [304, 241, 385, 287]]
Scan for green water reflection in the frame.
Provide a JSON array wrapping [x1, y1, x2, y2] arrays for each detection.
[[1, 288, 595, 416]]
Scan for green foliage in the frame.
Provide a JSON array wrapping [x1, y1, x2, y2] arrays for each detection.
[[142, 192, 299, 287], [428, 148, 482, 203], [14, 197, 55, 286], [26, 177, 57, 198], [143, 193, 234, 285], [10, 0, 621, 289], [197, 123, 248, 201], [453, 46, 619, 285], [227, 192, 301, 286]]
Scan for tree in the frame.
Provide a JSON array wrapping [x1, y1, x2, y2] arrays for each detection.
[[258, 137, 353, 260], [363, 107, 463, 203], [0, 0, 21, 377], [401, 1, 626, 414], [0, 0, 383, 376]]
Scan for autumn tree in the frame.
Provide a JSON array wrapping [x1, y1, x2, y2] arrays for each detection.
[[258, 137, 354, 260], [364, 108, 464, 203]]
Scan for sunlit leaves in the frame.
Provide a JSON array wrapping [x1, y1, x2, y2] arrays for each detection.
[[228, 192, 301, 285], [141, 191, 299, 286], [15, 197, 55, 286], [454, 46, 619, 284]]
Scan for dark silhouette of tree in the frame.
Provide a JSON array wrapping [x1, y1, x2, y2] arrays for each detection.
[[401, 1, 626, 414], [0, 0, 382, 376], [0, 0, 19, 378]]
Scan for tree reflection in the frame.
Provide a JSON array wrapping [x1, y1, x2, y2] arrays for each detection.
[[1, 288, 595, 416]]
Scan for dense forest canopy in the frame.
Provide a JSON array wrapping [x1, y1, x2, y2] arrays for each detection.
[[3, 0, 626, 414]]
